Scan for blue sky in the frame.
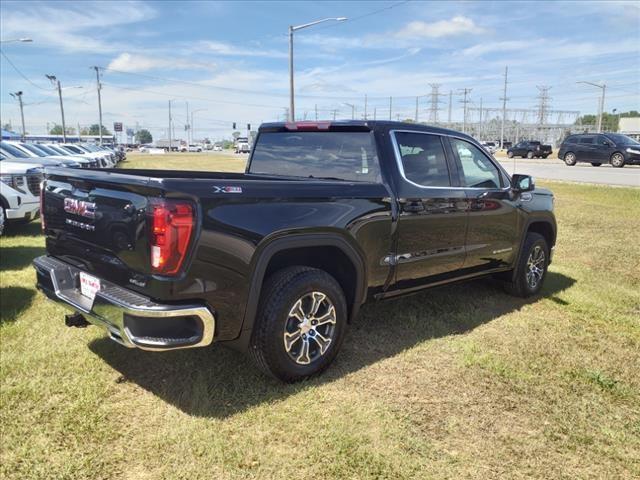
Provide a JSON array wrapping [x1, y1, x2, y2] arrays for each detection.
[[1, 0, 638, 140]]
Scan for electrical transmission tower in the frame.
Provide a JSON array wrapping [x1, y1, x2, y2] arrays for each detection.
[[458, 88, 472, 133], [427, 83, 444, 124], [536, 85, 552, 126]]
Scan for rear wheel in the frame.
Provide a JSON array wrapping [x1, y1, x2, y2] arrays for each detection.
[[249, 266, 348, 382], [564, 152, 577, 166], [504, 232, 549, 298], [591, 162, 602, 167], [507, 151, 514, 158], [526, 151, 534, 159], [610, 153, 625, 168]]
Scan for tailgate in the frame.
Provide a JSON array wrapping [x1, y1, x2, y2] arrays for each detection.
[[42, 168, 170, 285]]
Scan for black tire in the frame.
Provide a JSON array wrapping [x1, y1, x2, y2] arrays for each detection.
[[249, 266, 348, 382], [610, 152, 625, 168], [507, 151, 514, 158], [591, 162, 602, 167], [542, 154, 549, 159], [504, 232, 549, 298], [564, 152, 577, 166], [526, 151, 534, 159]]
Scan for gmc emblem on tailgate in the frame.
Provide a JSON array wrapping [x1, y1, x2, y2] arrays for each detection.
[[64, 198, 96, 219]]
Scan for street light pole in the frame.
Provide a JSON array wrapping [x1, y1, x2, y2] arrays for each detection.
[[46, 75, 67, 142], [191, 109, 206, 143], [9, 91, 25, 140], [93, 66, 104, 145], [288, 17, 347, 122], [577, 81, 606, 133], [0, 38, 33, 44]]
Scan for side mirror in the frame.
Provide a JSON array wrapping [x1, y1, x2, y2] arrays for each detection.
[[512, 174, 535, 192]]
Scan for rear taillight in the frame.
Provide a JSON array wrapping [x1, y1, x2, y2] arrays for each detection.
[[285, 121, 331, 131], [147, 198, 195, 275], [39, 180, 46, 232]]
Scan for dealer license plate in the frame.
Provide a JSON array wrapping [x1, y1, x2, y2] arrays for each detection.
[[79, 272, 101, 301]]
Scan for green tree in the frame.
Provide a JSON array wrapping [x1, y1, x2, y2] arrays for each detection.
[[87, 124, 111, 136], [575, 110, 640, 133], [135, 129, 153, 144], [49, 124, 75, 135]]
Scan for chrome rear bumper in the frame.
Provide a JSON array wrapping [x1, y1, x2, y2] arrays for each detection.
[[33, 255, 215, 351]]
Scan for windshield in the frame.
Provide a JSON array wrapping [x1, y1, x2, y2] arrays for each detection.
[[0, 142, 30, 158], [605, 134, 639, 145], [46, 145, 69, 155], [63, 145, 85, 154], [249, 131, 381, 182], [19, 143, 47, 157], [35, 145, 59, 156], [82, 144, 100, 152]]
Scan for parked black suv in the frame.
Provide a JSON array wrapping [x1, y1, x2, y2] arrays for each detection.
[[34, 121, 557, 382], [558, 133, 640, 168], [507, 141, 553, 159]]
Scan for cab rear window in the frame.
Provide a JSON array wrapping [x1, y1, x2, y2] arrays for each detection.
[[249, 132, 382, 182]]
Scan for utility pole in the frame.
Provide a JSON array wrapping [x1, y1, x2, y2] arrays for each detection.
[[500, 66, 509, 149], [458, 88, 472, 134], [478, 97, 483, 141], [374, 107, 377, 120], [389, 96, 392, 120], [344, 103, 355, 120], [314, 104, 318, 121], [93, 66, 103, 145], [332, 109, 337, 121], [46, 75, 67, 142], [364, 94, 368, 120], [168, 100, 172, 151], [9, 91, 25, 140], [448, 90, 452, 124], [185, 101, 190, 144], [415, 96, 419, 123]]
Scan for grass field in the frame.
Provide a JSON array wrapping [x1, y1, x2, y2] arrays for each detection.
[[1, 153, 639, 479]]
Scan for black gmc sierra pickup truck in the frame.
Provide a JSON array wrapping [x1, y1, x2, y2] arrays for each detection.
[[34, 121, 556, 382]]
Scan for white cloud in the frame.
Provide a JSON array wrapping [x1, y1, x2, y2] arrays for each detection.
[[396, 16, 487, 38], [107, 53, 214, 73], [0, 1, 156, 53], [462, 40, 530, 57], [198, 41, 287, 58]]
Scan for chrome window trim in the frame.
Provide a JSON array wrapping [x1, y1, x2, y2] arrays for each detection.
[[389, 129, 512, 191]]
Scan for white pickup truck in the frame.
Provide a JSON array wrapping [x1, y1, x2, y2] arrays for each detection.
[[0, 152, 43, 235]]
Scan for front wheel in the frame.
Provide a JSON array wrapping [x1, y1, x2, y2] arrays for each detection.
[[507, 151, 514, 158], [0, 206, 5, 237], [564, 152, 577, 166], [526, 151, 534, 159], [610, 153, 625, 168], [591, 162, 602, 167], [249, 266, 348, 382], [504, 232, 549, 298]]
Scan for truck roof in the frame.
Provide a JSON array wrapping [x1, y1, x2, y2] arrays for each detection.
[[259, 120, 476, 141]]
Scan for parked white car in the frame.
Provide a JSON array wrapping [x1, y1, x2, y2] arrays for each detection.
[[0, 152, 43, 234], [6, 141, 91, 168], [187, 144, 203, 152], [59, 144, 111, 167], [481, 141, 498, 155], [44, 144, 100, 168], [1, 141, 80, 168]]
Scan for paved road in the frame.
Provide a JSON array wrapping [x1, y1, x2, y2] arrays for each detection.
[[496, 158, 640, 187]]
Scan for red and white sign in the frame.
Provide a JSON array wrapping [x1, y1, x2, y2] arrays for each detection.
[[79, 272, 101, 301]]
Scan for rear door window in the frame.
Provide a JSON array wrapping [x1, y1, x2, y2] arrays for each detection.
[[578, 137, 594, 144], [249, 131, 381, 182], [393, 132, 451, 187]]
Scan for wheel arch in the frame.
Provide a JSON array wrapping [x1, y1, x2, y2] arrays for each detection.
[[241, 233, 367, 336]]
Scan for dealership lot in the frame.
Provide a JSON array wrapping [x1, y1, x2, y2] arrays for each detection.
[[1, 153, 639, 478]]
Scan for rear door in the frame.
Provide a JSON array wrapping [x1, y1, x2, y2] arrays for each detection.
[[390, 130, 468, 288], [448, 137, 519, 271], [576, 136, 596, 161]]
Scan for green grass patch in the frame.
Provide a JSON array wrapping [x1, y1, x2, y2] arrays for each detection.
[[1, 156, 639, 478]]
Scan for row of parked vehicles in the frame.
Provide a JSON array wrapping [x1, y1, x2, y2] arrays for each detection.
[[0, 141, 125, 236]]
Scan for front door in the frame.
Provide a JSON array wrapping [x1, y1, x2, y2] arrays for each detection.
[[390, 131, 468, 288], [448, 137, 519, 271]]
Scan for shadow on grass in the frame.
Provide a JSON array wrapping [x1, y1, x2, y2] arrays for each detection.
[[89, 271, 575, 418], [0, 286, 36, 324], [2, 221, 42, 238], [0, 246, 45, 271]]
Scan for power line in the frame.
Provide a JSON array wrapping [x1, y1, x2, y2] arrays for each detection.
[[0, 49, 53, 91]]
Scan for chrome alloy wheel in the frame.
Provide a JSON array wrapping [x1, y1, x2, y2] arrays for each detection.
[[526, 246, 545, 289], [283, 291, 336, 365]]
